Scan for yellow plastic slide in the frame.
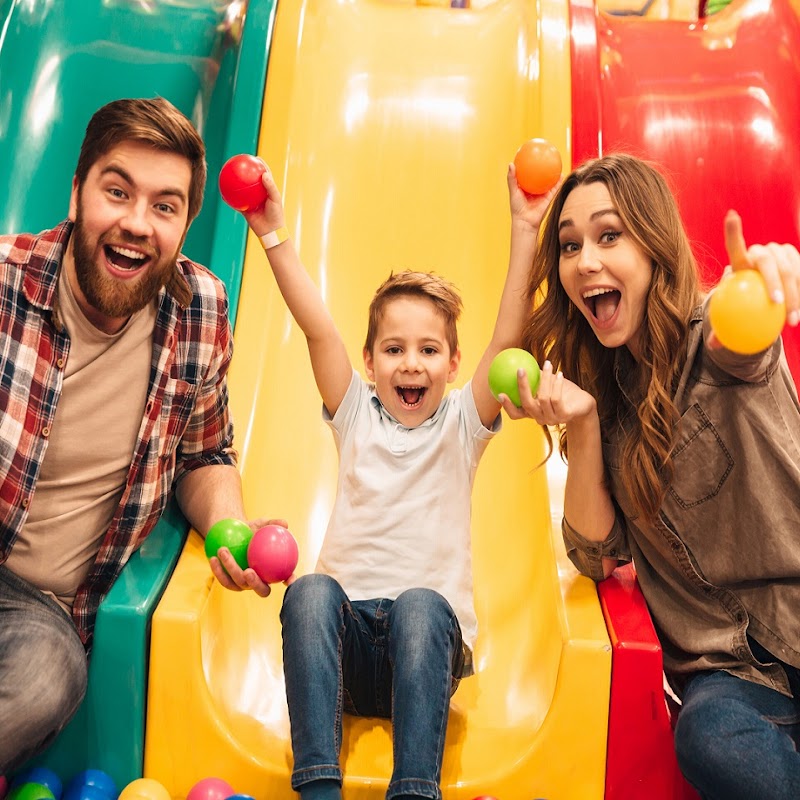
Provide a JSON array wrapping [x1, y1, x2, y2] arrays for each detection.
[[145, 0, 612, 796]]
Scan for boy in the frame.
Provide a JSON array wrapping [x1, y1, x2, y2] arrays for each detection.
[[213, 162, 555, 800]]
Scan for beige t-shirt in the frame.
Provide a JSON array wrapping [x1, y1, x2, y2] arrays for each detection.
[[6, 266, 156, 612]]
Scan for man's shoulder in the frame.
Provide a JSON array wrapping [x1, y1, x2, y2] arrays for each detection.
[[175, 255, 228, 297], [0, 226, 66, 266]]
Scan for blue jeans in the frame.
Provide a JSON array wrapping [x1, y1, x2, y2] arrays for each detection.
[[674, 640, 800, 800], [0, 566, 88, 773], [280, 574, 465, 800]]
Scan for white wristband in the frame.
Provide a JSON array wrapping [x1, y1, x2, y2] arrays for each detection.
[[260, 226, 289, 250]]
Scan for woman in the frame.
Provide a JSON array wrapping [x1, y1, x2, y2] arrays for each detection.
[[501, 153, 800, 799]]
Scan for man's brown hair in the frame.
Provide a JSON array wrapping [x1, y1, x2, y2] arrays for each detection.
[[74, 97, 207, 223]]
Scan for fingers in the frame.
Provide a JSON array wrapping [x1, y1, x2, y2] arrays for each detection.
[[724, 210, 750, 272], [247, 517, 289, 532], [212, 547, 273, 598]]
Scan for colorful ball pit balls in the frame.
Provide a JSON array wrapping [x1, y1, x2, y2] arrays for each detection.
[[204, 518, 254, 572], [7, 784, 55, 800], [488, 348, 541, 408], [185, 778, 235, 800], [9, 769, 61, 800], [117, 778, 170, 800], [247, 524, 299, 584]]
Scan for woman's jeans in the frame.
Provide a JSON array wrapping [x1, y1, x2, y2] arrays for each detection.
[[674, 640, 800, 800], [280, 574, 465, 800], [0, 566, 88, 773]]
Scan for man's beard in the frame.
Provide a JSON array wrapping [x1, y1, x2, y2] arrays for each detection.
[[71, 213, 179, 320]]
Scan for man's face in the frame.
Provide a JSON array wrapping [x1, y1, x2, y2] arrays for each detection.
[[67, 140, 193, 333]]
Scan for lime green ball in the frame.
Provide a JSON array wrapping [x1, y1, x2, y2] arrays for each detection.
[[488, 348, 541, 407], [9, 785, 56, 800], [204, 518, 253, 570]]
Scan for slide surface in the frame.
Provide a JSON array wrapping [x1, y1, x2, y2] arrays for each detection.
[[145, 0, 612, 797]]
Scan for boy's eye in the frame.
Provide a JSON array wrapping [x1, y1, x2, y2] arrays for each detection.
[[422, 347, 437, 355], [386, 346, 402, 355]]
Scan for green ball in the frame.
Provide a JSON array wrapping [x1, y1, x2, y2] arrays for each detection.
[[204, 518, 253, 570], [488, 348, 541, 407], [9, 785, 56, 800]]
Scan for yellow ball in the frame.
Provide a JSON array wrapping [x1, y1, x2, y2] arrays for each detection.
[[118, 779, 172, 800], [708, 269, 785, 354]]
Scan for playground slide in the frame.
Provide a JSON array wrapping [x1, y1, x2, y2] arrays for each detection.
[[144, 0, 613, 797], [0, 0, 272, 786]]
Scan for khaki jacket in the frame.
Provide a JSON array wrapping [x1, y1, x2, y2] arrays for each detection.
[[564, 303, 800, 697]]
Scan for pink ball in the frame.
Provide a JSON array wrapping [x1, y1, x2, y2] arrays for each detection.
[[247, 524, 299, 584], [185, 778, 234, 800]]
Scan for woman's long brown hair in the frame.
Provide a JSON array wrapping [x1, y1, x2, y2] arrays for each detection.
[[522, 154, 703, 522]]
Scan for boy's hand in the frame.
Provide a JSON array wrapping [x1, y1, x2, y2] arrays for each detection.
[[209, 516, 294, 598], [242, 161, 287, 238], [508, 162, 560, 233]]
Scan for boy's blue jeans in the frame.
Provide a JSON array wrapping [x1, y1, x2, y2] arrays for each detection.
[[674, 639, 800, 800], [280, 574, 465, 800], [0, 566, 88, 773]]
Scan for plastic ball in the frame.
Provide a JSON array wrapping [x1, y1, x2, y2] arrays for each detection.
[[62, 787, 112, 800], [488, 348, 541, 407], [64, 771, 116, 800], [8, 785, 55, 800], [204, 518, 254, 571], [10, 770, 61, 800], [247, 525, 299, 584], [708, 269, 785, 354], [185, 778, 235, 800], [513, 138, 562, 195], [218, 154, 268, 212], [117, 780, 169, 800]]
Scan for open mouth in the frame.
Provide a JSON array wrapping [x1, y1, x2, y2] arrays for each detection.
[[396, 386, 427, 408], [583, 287, 621, 324], [103, 244, 150, 273]]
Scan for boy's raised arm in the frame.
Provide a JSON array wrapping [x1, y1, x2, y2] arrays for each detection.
[[242, 165, 353, 417], [471, 165, 558, 428]]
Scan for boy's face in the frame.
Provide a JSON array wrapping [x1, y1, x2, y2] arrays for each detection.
[[363, 295, 460, 427]]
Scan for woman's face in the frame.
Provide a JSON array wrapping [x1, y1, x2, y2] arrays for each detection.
[[557, 181, 653, 360]]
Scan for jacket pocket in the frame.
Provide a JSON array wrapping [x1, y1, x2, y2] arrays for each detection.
[[668, 403, 733, 509]]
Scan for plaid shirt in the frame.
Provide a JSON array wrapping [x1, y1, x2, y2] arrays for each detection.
[[0, 222, 237, 646]]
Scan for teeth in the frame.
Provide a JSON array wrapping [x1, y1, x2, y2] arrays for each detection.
[[582, 287, 616, 299], [110, 245, 146, 260]]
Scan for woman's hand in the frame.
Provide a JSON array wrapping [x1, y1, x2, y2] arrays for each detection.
[[724, 210, 800, 328], [498, 360, 597, 426]]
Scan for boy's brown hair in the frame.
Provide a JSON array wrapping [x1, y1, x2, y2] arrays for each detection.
[[74, 97, 207, 223], [364, 271, 463, 355]]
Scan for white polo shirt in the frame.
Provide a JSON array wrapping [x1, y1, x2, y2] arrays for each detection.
[[316, 370, 500, 652]]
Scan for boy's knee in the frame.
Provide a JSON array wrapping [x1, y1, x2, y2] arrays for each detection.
[[392, 589, 453, 636], [282, 574, 344, 620]]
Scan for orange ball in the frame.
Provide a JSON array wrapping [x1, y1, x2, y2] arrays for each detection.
[[708, 269, 785, 354], [513, 138, 562, 195]]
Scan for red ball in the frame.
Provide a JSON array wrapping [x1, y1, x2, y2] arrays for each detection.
[[218, 154, 268, 212], [247, 524, 299, 584]]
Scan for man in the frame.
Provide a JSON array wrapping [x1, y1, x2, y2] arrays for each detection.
[[0, 97, 269, 771]]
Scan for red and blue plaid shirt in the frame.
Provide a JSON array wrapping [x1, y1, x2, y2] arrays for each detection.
[[0, 221, 237, 646]]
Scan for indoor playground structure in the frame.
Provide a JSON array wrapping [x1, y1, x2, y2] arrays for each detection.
[[1, 0, 799, 796]]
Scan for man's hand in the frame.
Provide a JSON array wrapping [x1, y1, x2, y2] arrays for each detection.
[[209, 517, 297, 598]]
